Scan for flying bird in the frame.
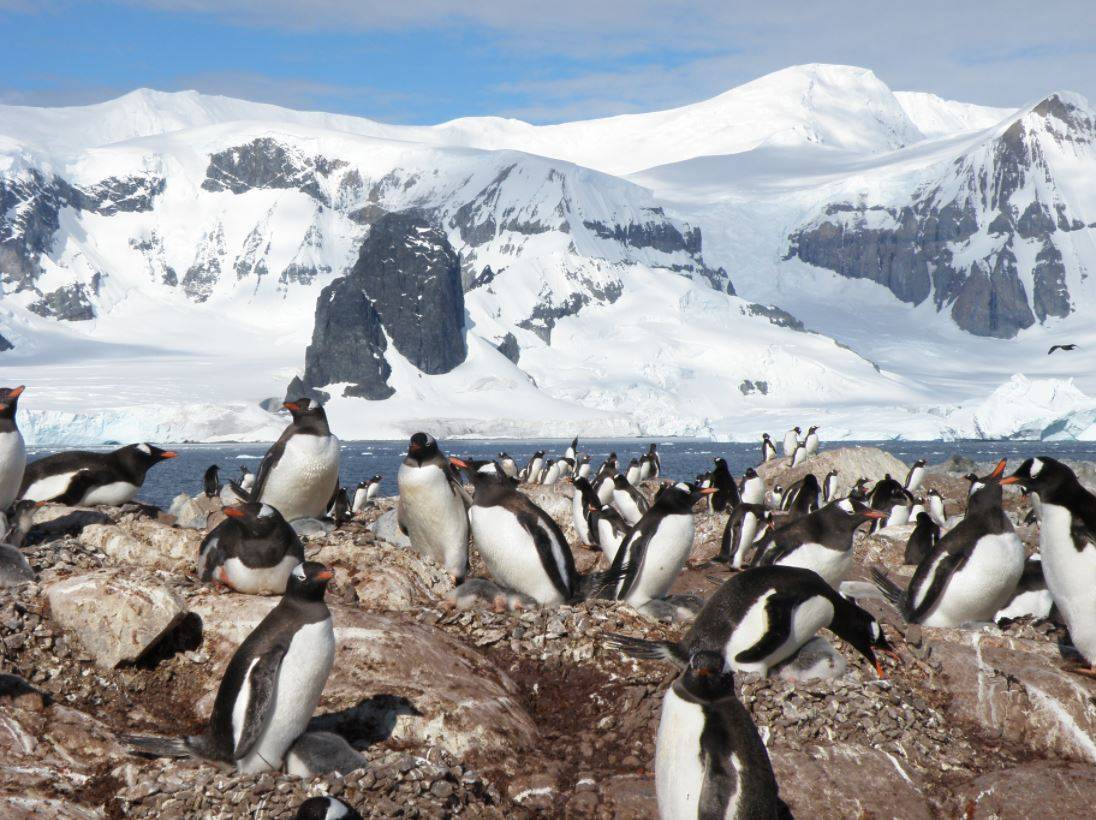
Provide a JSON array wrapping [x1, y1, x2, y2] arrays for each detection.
[[1048, 344, 1077, 354]]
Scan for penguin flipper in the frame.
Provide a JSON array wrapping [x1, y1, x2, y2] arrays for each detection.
[[734, 594, 796, 664], [234, 646, 287, 759], [123, 734, 194, 759], [54, 469, 113, 505], [197, 533, 224, 581], [906, 552, 965, 624]]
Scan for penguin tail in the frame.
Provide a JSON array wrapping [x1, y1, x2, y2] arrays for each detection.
[[224, 480, 251, 503], [602, 633, 686, 665], [869, 567, 907, 612], [574, 563, 631, 601], [122, 734, 192, 759]]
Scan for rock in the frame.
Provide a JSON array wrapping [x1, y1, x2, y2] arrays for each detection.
[[167, 492, 221, 530], [29, 504, 111, 538], [311, 536, 452, 610], [370, 508, 412, 549], [952, 760, 1096, 817], [77, 521, 201, 574], [756, 446, 910, 496], [290, 517, 335, 539], [46, 569, 188, 668], [189, 596, 538, 757]]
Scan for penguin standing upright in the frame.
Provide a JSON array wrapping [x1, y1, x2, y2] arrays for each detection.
[[397, 433, 470, 581], [542, 459, 562, 486], [740, 467, 765, 506], [926, 488, 947, 527], [1003, 457, 1096, 676], [647, 443, 661, 477], [655, 651, 790, 820], [591, 504, 629, 565], [0, 386, 27, 512], [612, 474, 650, 526], [761, 434, 777, 463], [904, 459, 927, 493], [782, 427, 800, 457], [822, 469, 839, 503], [499, 453, 518, 479], [770, 485, 784, 510], [609, 482, 715, 608], [867, 474, 911, 532], [625, 458, 642, 485], [565, 437, 578, 462], [606, 565, 894, 678], [717, 504, 773, 568], [365, 474, 382, 501], [780, 474, 820, 517], [20, 443, 176, 506], [594, 470, 616, 506], [638, 454, 653, 481], [708, 458, 740, 513], [250, 398, 340, 522], [790, 443, 807, 467], [203, 465, 221, 498], [198, 503, 306, 594], [903, 512, 940, 566], [238, 466, 256, 493], [523, 451, 545, 484], [804, 425, 820, 456], [576, 454, 592, 479], [351, 481, 368, 514], [126, 562, 336, 772], [571, 476, 601, 546], [328, 487, 350, 527], [873, 460, 1024, 627]]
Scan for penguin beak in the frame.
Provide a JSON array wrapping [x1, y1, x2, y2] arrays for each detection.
[[1000, 471, 1022, 485], [283, 401, 301, 412], [699, 487, 719, 495], [224, 507, 246, 519], [990, 459, 1007, 479], [862, 509, 887, 519], [160, 451, 178, 459], [873, 656, 887, 679], [315, 568, 334, 581], [449, 457, 468, 469]]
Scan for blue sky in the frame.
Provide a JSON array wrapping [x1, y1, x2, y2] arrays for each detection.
[[2, 1, 1095, 122]]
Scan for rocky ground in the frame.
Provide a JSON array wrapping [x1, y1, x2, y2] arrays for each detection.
[[1, 446, 1094, 818]]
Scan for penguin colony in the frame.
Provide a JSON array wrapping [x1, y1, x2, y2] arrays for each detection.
[[2, 389, 1094, 817]]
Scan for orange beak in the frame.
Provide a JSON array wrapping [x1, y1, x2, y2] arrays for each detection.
[[223, 507, 246, 519], [1000, 475, 1021, 485], [283, 401, 300, 412], [8, 385, 25, 399], [161, 451, 178, 459], [990, 458, 1007, 479], [862, 509, 888, 519], [874, 657, 887, 679], [699, 487, 718, 495], [315, 568, 334, 581], [449, 457, 469, 469]]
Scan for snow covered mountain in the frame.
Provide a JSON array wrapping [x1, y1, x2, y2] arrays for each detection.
[[3, 64, 1095, 443]]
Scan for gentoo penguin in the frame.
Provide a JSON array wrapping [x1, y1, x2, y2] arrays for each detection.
[[126, 562, 335, 772], [295, 795, 363, 820], [903, 512, 940, 566], [558, 457, 575, 477], [328, 487, 351, 527], [708, 458, 740, 513], [655, 650, 789, 820], [238, 465, 255, 493], [740, 467, 765, 506], [608, 482, 715, 608], [203, 465, 221, 498], [565, 436, 578, 461], [625, 458, 642, 486], [904, 459, 927, 493], [790, 443, 807, 467], [351, 480, 368, 514], [994, 555, 1054, 623], [780, 474, 820, 517], [926, 488, 947, 527], [571, 476, 601, 546], [647, 443, 661, 477], [0, 500, 36, 586], [594, 471, 616, 506], [1003, 458, 1096, 675], [761, 433, 777, 463], [782, 427, 800, 457], [0, 385, 27, 511], [20, 443, 176, 506], [822, 470, 839, 503], [576, 454, 592, 479], [198, 502, 305, 594], [606, 565, 894, 678], [220, 480, 249, 507], [908, 496, 926, 521], [542, 459, 562, 486], [523, 451, 545, 484], [873, 460, 1023, 628], [498, 452, 519, 479], [964, 472, 984, 501], [612, 474, 650, 526], [867, 474, 912, 531], [468, 469, 609, 605], [717, 504, 773, 568], [769, 485, 783, 510], [285, 731, 367, 777], [752, 498, 885, 586], [638, 454, 653, 481], [250, 398, 340, 522], [848, 477, 871, 501], [591, 504, 629, 565], [397, 433, 470, 581], [804, 425, 820, 456]]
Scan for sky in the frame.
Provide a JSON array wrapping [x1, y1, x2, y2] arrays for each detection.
[[2, 1, 1095, 123]]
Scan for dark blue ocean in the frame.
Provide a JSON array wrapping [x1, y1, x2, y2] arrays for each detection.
[[24, 439, 1096, 509]]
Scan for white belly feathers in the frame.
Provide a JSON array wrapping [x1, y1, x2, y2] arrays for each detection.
[[397, 462, 468, 577], [259, 435, 340, 521]]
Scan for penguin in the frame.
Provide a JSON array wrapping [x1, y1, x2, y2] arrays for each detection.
[[328, 487, 351, 527], [818, 470, 837, 504], [708, 458, 740, 513], [803, 425, 820, 456], [867, 474, 911, 532], [365, 474, 382, 501], [903, 512, 940, 566], [717, 504, 773, 568], [612, 474, 650, 526], [498, 453, 519, 479], [0, 500, 37, 587], [239, 465, 255, 493], [605, 565, 894, 678], [565, 437, 578, 461], [571, 476, 601, 546], [542, 459, 562, 486], [655, 650, 790, 820], [591, 504, 629, 565], [848, 477, 871, 501], [198, 503, 306, 594], [126, 562, 336, 772], [1002, 457, 1096, 676], [220, 480, 249, 507], [780, 474, 820, 517], [908, 497, 926, 521], [760, 433, 777, 464], [558, 457, 575, 477], [790, 443, 807, 467], [625, 458, 642, 486], [523, 451, 545, 484], [295, 796, 363, 820], [250, 398, 340, 522], [782, 427, 800, 457], [608, 482, 716, 608], [964, 472, 985, 500], [468, 469, 609, 605], [926, 488, 947, 527], [576, 454, 592, 479], [594, 471, 616, 506], [20, 443, 177, 506], [396, 433, 470, 582], [994, 555, 1054, 623], [351, 481, 369, 514], [647, 443, 662, 477], [873, 460, 1024, 628], [638, 454, 654, 481], [285, 731, 367, 777], [0, 385, 27, 511], [769, 485, 783, 510], [751, 498, 886, 586], [203, 465, 221, 498], [904, 459, 926, 493], [740, 467, 765, 506]]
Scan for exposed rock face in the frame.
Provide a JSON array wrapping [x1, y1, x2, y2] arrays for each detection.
[[0, 333, 12, 352], [202, 138, 345, 205], [302, 211, 466, 398], [787, 93, 1093, 338], [27, 283, 96, 321]]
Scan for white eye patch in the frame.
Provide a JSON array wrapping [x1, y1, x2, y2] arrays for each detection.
[[259, 504, 276, 518], [1030, 458, 1044, 477], [871, 621, 881, 640], [675, 482, 690, 492], [292, 564, 307, 580], [137, 443, 151, 454], [838, 499, 854, 513]]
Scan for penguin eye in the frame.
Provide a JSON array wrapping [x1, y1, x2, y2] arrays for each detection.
[[258, 505, 275, 518], [1029, 459, 1043, 478], [137, 443, 151, 455], [838, 499, 853, 513], [292, 564, 307, 580]]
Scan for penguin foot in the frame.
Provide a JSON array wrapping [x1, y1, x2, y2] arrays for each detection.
[[1062, 662, 1096, 680]]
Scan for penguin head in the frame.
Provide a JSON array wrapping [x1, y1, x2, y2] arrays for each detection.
[[223, 502, 283, 533], [356, 480, 367, 489], [612, 474, 630, 489], [762, 433, 771, 441], [807, 425, 818, 434], [915, 511, 934, 526], [123, 443, 177, 470], [682, 650, 734, 698], [287, 561, 334, 601], [836, 497, 886, 523], [371, 474, 382, 482], [295, 795, 362, 820], [744, 467, 757, 479], [283, 398, 330, 430], [406, 432, 439, 462], [0, 385, 25, 419], [239, 465, 250, 475], [835, 602, 894, 679], [913, 459, 926, 468], [1002, 456, 1067, 497], [794, 426, 802, 434]]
